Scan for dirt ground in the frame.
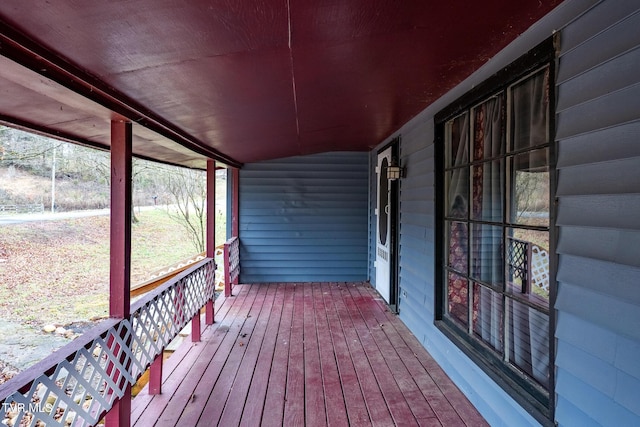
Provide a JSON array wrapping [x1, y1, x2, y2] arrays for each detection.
[[0, 211, 200, 380]]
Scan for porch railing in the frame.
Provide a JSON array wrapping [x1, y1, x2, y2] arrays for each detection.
[[130, 251, 207, 298], [507, 237, 549, 296], [0, 258, 216, 427], [223, 237, 240, 297]]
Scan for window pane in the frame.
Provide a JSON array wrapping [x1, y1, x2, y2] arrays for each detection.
[[472, 96, 503, 161], [446, 168, 469, 219], [511, 68, 549, 152], [447, 221, 468, 274], [508, 298, 550, 388], [471, 224, 504, 287], [506, 228, 550, 307], [446, 113, 469, 168], [509, 148, 549, 226], [447, 272, 468, 327], [473, 283, 503, 352], [472, 160, 503, 222]]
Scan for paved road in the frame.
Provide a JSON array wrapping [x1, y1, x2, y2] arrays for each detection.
[[0, 206, 160, 225], [0, 208, 110, 225]]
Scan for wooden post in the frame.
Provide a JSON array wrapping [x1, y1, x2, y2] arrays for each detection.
[[205, 159, 216, 325], [148, 354, 163, 395], [106, 119, 132, 427], [224, 241, 231, 297], [192, 312, 201, 342], [109, 120, 132, 319]]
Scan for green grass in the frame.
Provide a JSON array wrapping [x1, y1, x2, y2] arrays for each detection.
[[131, 209, 204, 280], [0, 208, 225, 327]]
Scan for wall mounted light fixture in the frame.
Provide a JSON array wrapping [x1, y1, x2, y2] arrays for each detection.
[[386, 158, 405, 181]]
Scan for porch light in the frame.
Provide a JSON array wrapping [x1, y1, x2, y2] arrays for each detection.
[[386, 159, 405, 181]]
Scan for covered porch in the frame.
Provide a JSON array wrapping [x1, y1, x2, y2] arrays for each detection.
[[131, 282, 486, 426], [8, 1, 629, 426]]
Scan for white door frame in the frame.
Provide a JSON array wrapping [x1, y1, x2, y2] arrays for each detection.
[[375, 139, 400, 309]]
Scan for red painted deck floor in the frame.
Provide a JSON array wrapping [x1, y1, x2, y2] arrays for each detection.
[[131, 282, 488, 426]]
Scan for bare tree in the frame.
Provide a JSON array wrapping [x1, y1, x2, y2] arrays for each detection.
[[162, 167, 207, 252], [514, 170, 549, 220]]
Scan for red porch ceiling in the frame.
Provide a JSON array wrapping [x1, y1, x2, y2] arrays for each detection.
[[0, 1, 562, 168]]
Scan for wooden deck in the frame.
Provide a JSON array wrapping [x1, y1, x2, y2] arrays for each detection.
[[131, 282, 487, 426]]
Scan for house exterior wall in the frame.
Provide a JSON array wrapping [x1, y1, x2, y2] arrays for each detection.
[[554, 1, 640, 424], [238, 151, 369, 283], [369, 0, 640, 425]]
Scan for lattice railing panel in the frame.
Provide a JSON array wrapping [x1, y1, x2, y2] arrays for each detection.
[[531, 244, 549, 293], [507, 237, 529, 289], [223, 237, 240, 297], [227, 237, 240, 284], [1, 258, 215, 427]]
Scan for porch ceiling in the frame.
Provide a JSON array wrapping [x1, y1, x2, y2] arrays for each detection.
[[0, 1, 562, 169]]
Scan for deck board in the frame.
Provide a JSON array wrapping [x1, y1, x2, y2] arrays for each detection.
[[172, 284, 259, 425], [321, 283, 370, 426], [303, 284, 326, 427], [314, 284, 350, 427], [280, 283, 304, 426], [199, 284, 268, 425], [239, 284, 285, 426], [329, 283, 396, 427], [219, 284, 277, 426], [342, 284, 417, 426], [347, 285, 437, 421], [132, 282, 488, 427]]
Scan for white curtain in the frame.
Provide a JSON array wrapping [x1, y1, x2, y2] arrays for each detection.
[[472, 96, 504, 351], [509, 69, 550, 388]]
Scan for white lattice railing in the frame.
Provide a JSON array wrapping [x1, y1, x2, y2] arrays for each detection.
[[507, 237, 549, 296], [0, 258, 216, 427], [530, 244, 549, 294], [223, 237, 240, 297]]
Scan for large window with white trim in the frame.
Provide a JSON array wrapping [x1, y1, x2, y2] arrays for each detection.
[[435, 39, 556, 423]]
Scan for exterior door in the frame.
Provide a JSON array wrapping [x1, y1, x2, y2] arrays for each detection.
[[375, 144, 396, 305]]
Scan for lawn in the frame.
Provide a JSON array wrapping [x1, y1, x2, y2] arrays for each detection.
[[0, 208, 224, 327]]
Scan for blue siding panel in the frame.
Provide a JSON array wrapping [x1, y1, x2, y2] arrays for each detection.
[[555, 396, 600, 427], [615, 335, 640, 380], [556, 84, 640, 140], [555, 311, 617, 363], [556, 194, 640, 230], [557, 8, 640, 83], [239, 152, 369, 283], [557, 47, 640, 113], [558, 0, 639, 53], [558, 227, 640, 268], [556, 282, 640, 342], [557, 156, 640, 196], [616, 371, 640, 417], [557, 121, 640, 168], [556, 369, 640, 427], [555, 13, 640, 422], [557, 255, 640, 305], [555, 340, 618, 397]]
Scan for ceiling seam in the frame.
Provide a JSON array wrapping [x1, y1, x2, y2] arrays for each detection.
[[287, 0, 301, 152]]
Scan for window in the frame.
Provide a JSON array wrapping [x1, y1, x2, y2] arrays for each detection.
[[435, 39, 555, 423]]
